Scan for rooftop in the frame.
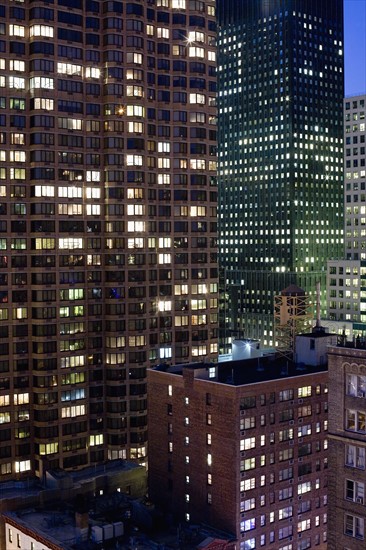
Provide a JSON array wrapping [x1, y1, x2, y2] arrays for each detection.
[[4, 509, 81, 550], [153, 355, 327, 387], [0, 460, 142, 501]]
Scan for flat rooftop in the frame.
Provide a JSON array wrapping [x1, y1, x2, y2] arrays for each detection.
[[4, 509, 80, 550], [0, 460, 142, 502], [153, 356, 328, 387]]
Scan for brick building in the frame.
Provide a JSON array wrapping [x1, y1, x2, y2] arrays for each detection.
[[328, 343, 366, 548], [148, 346, 330, 550], [0, 0, 218, 480]]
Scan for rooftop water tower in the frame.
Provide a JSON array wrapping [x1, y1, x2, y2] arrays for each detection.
[[274, 285, 313, 360]]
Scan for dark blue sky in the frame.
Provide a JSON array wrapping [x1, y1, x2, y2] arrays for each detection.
[[344, 0, 366, 95]]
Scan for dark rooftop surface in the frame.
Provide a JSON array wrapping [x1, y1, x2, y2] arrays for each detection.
[[154, 356, 327, 387]]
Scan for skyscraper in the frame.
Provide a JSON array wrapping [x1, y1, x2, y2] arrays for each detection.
[[217, 0, 344, 349], [344, 95, 366, 261], [325, 95, 366, 337], [0, 0, 218, 480]]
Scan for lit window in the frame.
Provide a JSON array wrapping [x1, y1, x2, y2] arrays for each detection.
[[240, 437, 255, 451], [126, 52, 143, 65], [30, 24, 53, 38], [157, 27, 169, 39], [34, 98, 54, 111], [241, 518, 256, 532], [8, 77, 25, 89], [298, 386, 312, 398], [15, 460, 31, 473], [190, 93, 206, 105], [29, 77, 54, 90], [89, 434, 103, 446], [85, 67, 100, 78], [189, 46, 205, 58], [9, 25, 25, 37], [9, 60, 25, 72], [346, 409, 366, 433], [346, 444, 366, 469]]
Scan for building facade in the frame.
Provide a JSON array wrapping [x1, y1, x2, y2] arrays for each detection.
[[344, 94, 366, 261], [148, 357, 329, 550], [0, 0, 218, 480], [217, 0, 344, 349], [325, 95, 366, 337], [328, 344, 366, 549], [326, 258, 366, 336]]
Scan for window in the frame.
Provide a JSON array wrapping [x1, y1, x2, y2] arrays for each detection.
[[241, 518, 255, 532], [279, 428, 293, 442], [243, 458, 256, 471], [240, 477, 255, 492], [298, 481, 311, 495], [240, 437, 255, 451], [9, 77, 25, 89], [298, 519, 311, 533], [279, 448, 294, 462], [278, 506, 293, 520], [345, 513, 364, 539], [190, 93, 205, 104], [240, 396, 256, 410], [346, 444, 366, 469], [298, 386, 312, 398], [241, 416, 255, 430], [10, 25, 25, 37], [279, 487, 293, 501], [30, 24, 53, 37], [346, 479, 365, 504], [279, 467, 293, 481], [15, 460, 31, 473], [241, 498, 255, 512], [347, 374, 366, 397], [298, 424, 312, 437], [346, 409, 366, 433], [279, 389, 294, 402]]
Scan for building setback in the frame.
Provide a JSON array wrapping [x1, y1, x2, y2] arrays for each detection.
[[0, 0, 218, 480], [328, 343, 366, 549], [217, 0, 344, 349], [148, 353, 329, 550]]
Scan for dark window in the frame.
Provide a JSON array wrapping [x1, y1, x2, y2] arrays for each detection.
[[30, 42, 54, 55], [58, 28, 83, 42]]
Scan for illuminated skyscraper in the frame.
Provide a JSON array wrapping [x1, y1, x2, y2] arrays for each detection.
[[217, 0, 344, 349], [344, 94, 366, 261], [0, 0, 218, 480]]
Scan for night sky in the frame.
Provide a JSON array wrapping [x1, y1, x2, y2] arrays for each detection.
[[344, 0, 366, 95]]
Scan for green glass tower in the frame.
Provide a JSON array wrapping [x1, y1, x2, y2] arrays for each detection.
[[217, 0, 344, 348]]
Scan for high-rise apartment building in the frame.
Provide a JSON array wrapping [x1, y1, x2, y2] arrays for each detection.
[[0, 0, 218, 480], [217, 0, 344, 349], [328, 343, 366, 548], [148, 349, 329, 550]]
